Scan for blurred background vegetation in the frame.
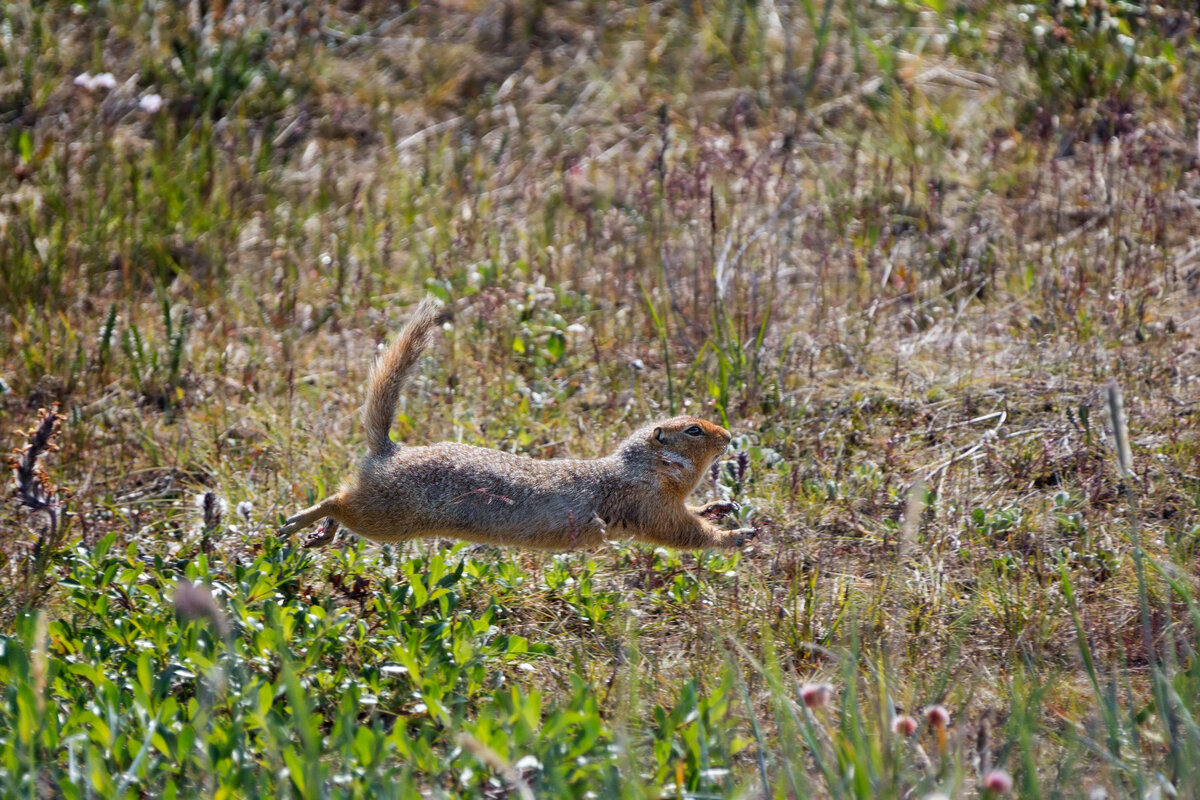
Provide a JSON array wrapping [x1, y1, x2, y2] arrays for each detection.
[[2, 1, 1200, 797]]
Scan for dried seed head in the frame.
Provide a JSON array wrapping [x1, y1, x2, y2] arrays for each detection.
[[709, 460, 720, 485], [736, 450, 750, 484], [10, 405, 64, 513], [195, 491, 226, 530], [799, 682, 833, 709], [983, 769, 1013, 794], [892, 714, 918, 736], [925, 704, 951, 729], [236, 500, 253, 522]]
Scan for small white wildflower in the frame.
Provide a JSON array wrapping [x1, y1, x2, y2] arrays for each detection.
[[1033, 24, 1046, 39], [513, 755, 541, 771], [411, 703, 428, 714], [516, 662, 535, 672], [138, 93, 165, 113], [319, 252, 333, 267], [236, 500, 253, 521], [74, 71, 117, 92], [565, 323, 588, 335]]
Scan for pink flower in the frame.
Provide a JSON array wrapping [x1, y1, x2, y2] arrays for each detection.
[[924, 704, 951, 729], [983, 769, 1013, 794], [799, 682, 833, 709], [891, 714, 918, 736]]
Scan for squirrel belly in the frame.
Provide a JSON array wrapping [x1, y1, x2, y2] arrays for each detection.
[[278, 298, 758, 551]]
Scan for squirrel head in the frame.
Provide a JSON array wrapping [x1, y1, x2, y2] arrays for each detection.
[[641, 415, 731, 497]]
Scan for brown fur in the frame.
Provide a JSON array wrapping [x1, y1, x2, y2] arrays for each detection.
[[279, 300, 756, 550]]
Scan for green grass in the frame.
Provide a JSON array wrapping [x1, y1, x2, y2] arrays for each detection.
[[3, 0, 1200, 796]]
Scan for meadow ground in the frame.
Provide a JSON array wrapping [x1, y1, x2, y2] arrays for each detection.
[[2, 1, 1200, 797]]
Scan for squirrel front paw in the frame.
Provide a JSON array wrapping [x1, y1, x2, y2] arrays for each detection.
[[697, 501, 740, 521], [727, 526, 758, 547]]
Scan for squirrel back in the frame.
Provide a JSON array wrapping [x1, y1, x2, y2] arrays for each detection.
[[362, 298, 444, 457]]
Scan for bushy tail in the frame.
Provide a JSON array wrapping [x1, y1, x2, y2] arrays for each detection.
[[363, 297, 444, 456]]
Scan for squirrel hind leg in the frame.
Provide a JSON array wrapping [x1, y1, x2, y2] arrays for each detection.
[[279, 496, 342, 537]]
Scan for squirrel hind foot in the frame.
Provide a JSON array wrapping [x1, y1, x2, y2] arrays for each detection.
[[302, 518, 339, 548]]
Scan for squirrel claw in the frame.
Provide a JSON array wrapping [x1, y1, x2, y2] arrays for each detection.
[[699, 500, 740, 521]]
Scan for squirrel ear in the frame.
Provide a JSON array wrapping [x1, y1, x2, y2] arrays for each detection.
[[653, 427, 665, 443]]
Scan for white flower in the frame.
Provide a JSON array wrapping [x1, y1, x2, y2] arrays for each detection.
[[74, 72, 118, 92], [513, 755, 541, 771], [138, 93, 165, 113]]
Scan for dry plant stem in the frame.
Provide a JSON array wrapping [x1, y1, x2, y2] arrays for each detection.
[[1108, 380, 1153, 660]]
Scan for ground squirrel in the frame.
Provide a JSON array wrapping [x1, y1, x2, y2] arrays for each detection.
[[279, 298, 757, 550]]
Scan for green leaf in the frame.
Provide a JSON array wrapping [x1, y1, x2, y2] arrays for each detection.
[[546, 330, 565, 362]]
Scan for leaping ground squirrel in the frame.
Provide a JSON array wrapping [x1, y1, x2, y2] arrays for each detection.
[[279, 298, 757, 550]]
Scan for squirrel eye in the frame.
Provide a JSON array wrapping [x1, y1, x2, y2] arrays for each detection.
[[685, 425, 703, 436]]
